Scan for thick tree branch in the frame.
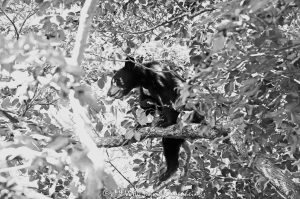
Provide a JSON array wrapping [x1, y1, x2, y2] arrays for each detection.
[[71, 0, 98, 66], [67, 0, 111, 196], [95, 123, 227, 148], [254, 156, 300, 199]]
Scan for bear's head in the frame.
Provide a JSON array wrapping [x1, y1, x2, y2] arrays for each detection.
[[107, 57, 140, 99]]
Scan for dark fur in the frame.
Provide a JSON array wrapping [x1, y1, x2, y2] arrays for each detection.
[[108, 57, 202, 182]]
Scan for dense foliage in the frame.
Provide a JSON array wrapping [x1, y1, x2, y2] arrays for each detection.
[[1, 0, 300, 198]]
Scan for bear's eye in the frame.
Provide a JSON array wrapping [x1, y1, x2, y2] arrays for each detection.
[[115, 78, 124, 86]]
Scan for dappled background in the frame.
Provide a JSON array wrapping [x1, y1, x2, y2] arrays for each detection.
[[1, 0, 300, 198]]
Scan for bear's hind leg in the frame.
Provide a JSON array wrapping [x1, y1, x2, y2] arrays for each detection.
[[159, 138, 184, 182]]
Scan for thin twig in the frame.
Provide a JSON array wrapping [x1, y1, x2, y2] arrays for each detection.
[[12, 5, 26, 22], [19, 5, 39, 34], [105, 150, 136, 190], [22, 83, 40, 117], [273, 43, 300, 53], [122, 8, 215, 35], [0, 7, 20, 39], [174, 0, 187, 11]]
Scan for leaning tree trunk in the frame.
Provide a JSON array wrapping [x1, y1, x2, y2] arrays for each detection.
[[231, 129, 300, 199], [254, 156, 300, 199]]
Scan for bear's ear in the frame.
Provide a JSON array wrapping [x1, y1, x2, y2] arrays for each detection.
[[126, 56, 135, 62], [125, 56, 135, 69]]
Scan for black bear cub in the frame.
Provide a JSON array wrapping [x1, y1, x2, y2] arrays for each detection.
[[108, 57, 199, 182]]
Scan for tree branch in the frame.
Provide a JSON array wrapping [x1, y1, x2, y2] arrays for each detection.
[[0, 6, 19, 39], [254, 155, 300, 199], [105, 150, 136, 190], [95, 123, 228, 148], [121, 8, 215, 35], [71, 0, 98, 66], [18, 4, 39, 34]]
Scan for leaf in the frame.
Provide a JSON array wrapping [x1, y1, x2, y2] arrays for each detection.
[[23, 0, 31, 5], [102, 172, 118, 191], [133, 159, 143, 164], [116, 53, 122, 60], [121, 119, 133, 128], [132, 165, 140, 171], [125, 129, 134, 140], [286, 92, 298, 103], [1, 97, 11, 108], [249, 0, 272, 12], [136, 109, 148, 125], [154, 35, 161, 41], [0, 110, 18, 123], [39, 1, 51, 12], [74, 85, 101, 112], [180, 27, 189, 38], [11, 98, 19, 106], [46, 135, 69, 151], [1, 0, 9, 8], [122, 2, 128, 13], [105, 2, 112, 11], [179, 39, 185, 46], [147, 114, 154, 123], [243, 78, 257, 86], [295, 0, 300, 8], [56, 15, 65, 25], [224, 81, 234, 94], [97, 75, 107, 89], [110, 106, 116, 116], [104, 130, 110, 137], [190, 55, 202, 65], [212, 36, 226, 53], [96, 121, 103, 132], [139, 0, 147, 5], [291, 106, 300, 125], [52, 0, 61, 8], [124, 47, 131, 54], [127, 40, 135, 48], [162, 51, 168, 58], [134, 132, 141, 141], [253, 36, 266, 47]]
